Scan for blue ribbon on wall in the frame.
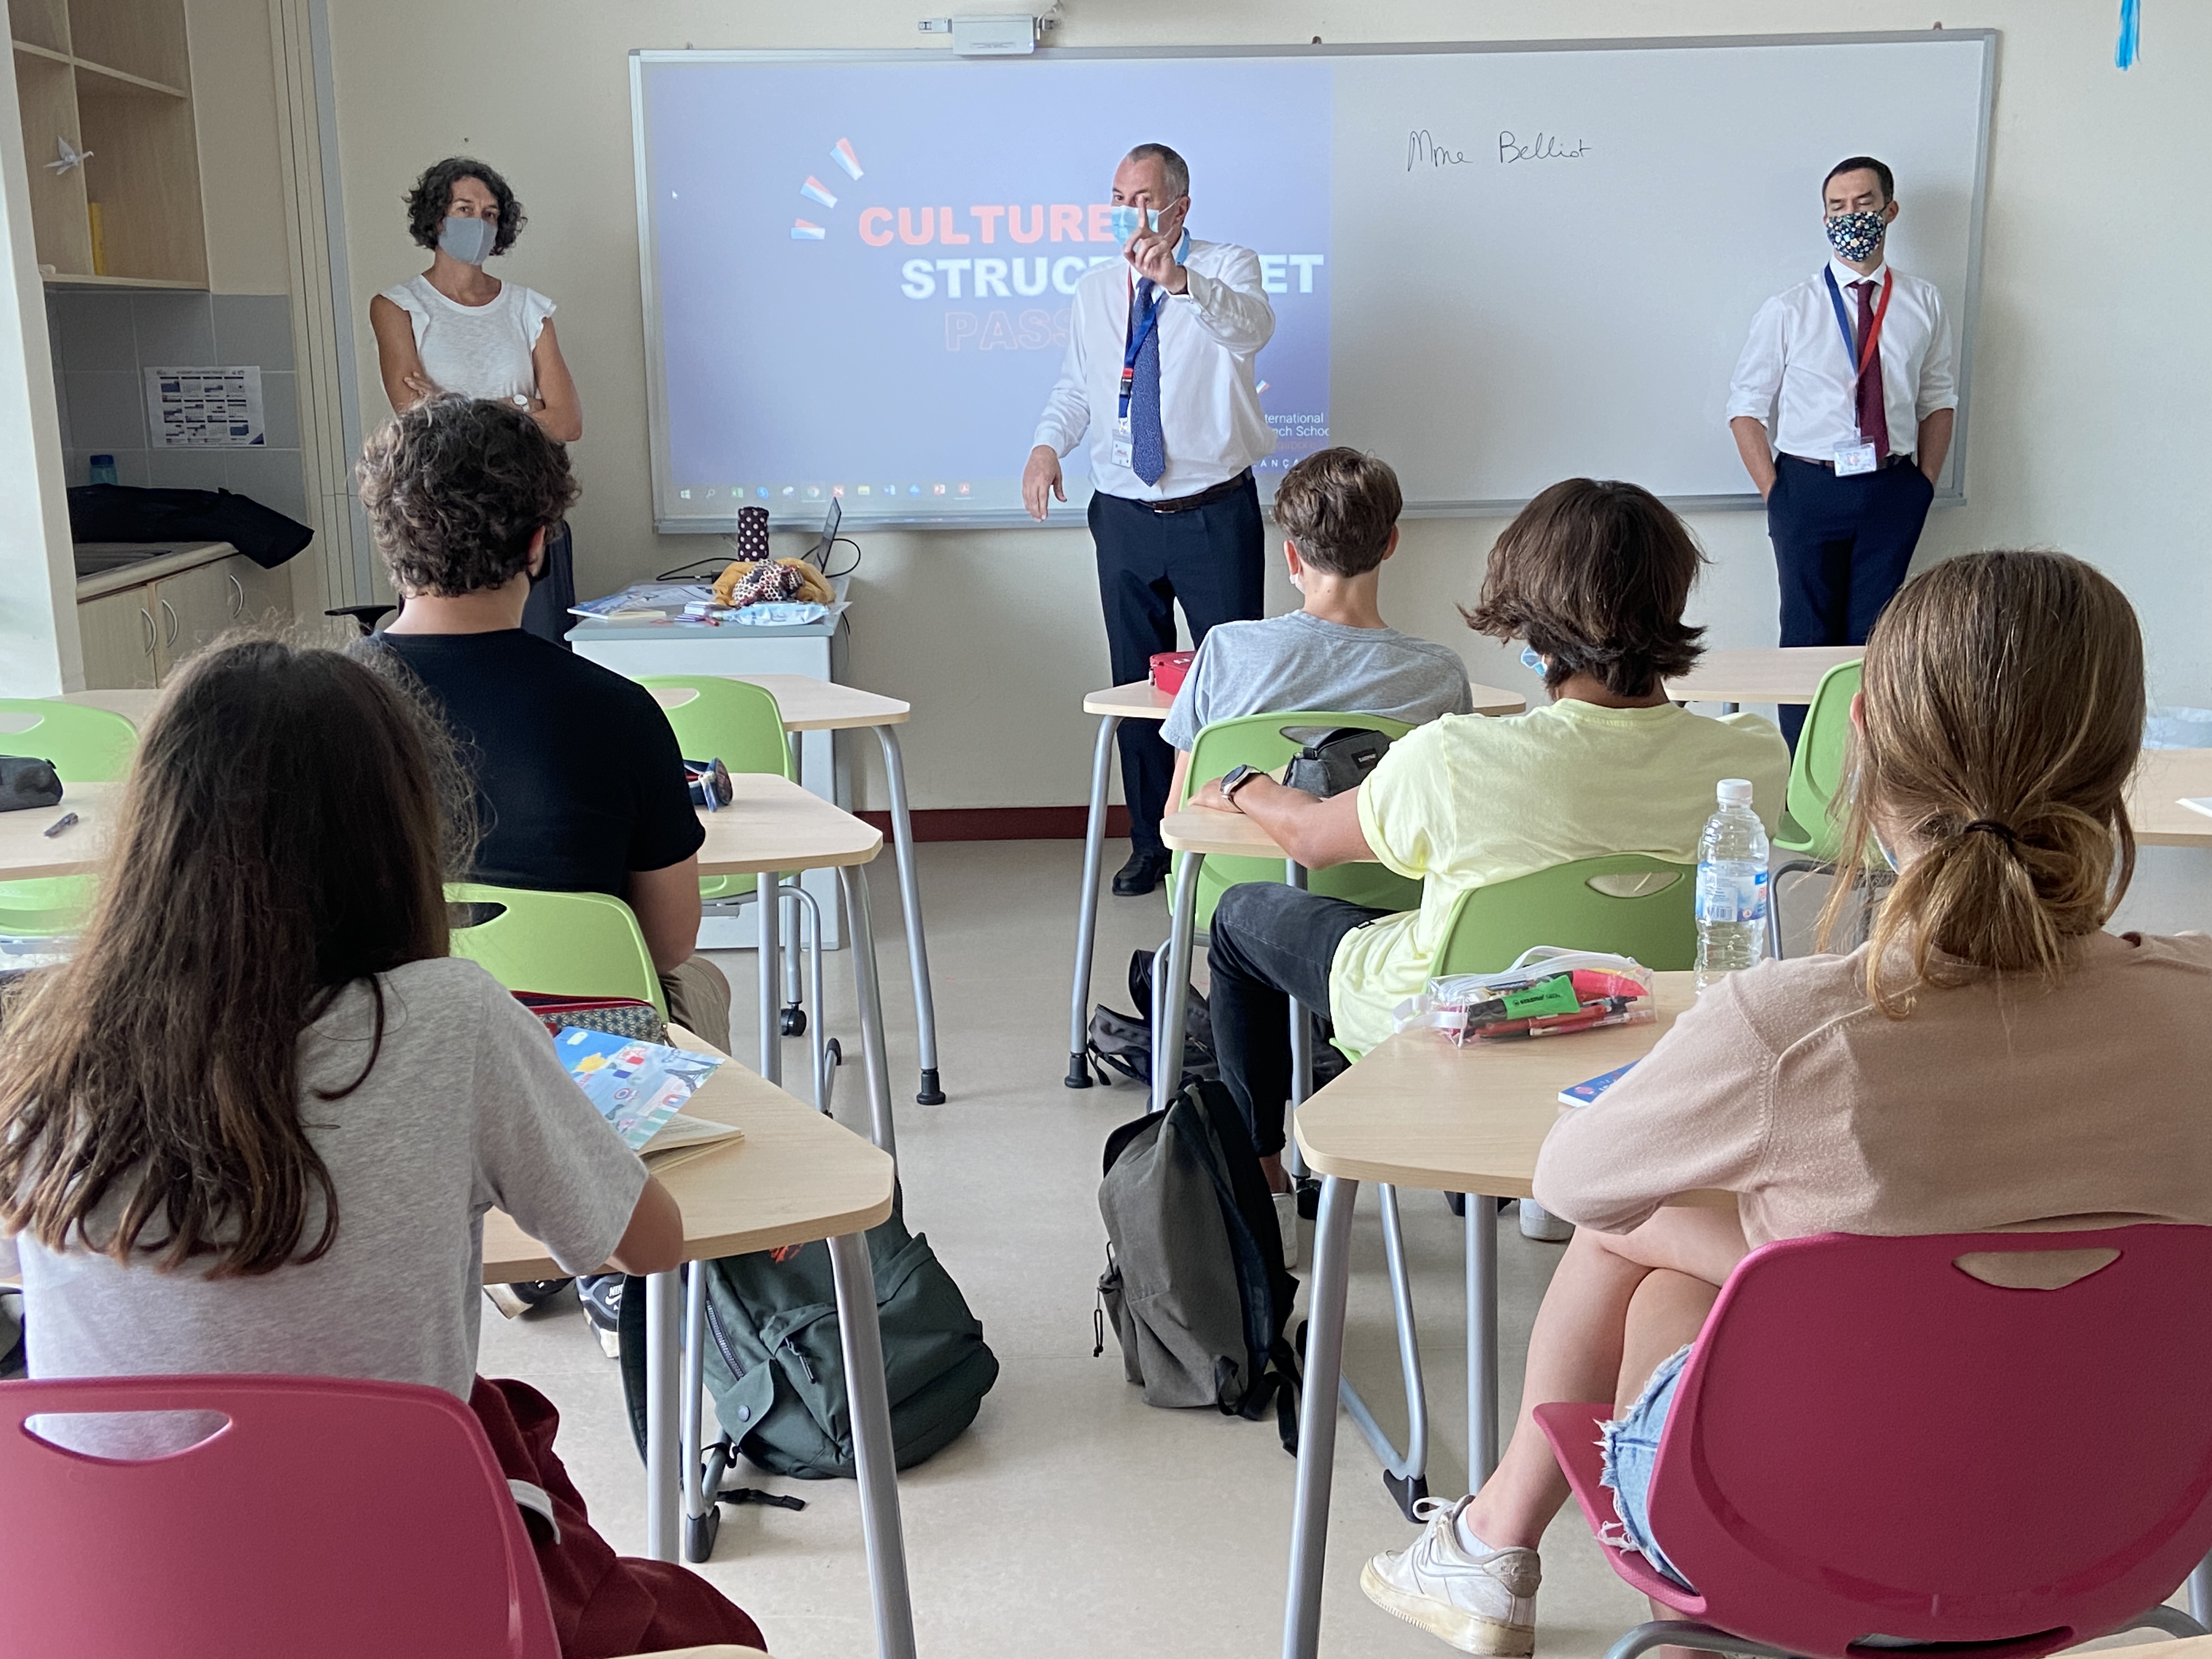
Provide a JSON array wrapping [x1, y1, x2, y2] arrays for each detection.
[[2115, 0, 2142, 69]]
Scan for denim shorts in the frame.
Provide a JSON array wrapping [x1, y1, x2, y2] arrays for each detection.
[[1598, 1342, 1695, 1589]]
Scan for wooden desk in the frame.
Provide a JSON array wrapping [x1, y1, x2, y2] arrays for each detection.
[[1066, 678, 1527, 1089], [1664, 645, 1864, 708], [488, 1031, 915, 1659], [651, 674, 943, 1108], [1282, 976, 1694, 1659], [691, 775, 898, 1155], [2132, 749, 2212, 848], [0, 779, 116, 878]]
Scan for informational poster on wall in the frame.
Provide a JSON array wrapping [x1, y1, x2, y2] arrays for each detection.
[[143, 366, 265, 447]]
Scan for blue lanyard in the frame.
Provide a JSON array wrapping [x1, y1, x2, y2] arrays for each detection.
[[1821, 266, 1891, 376], [1118, 282, 1165, 419]]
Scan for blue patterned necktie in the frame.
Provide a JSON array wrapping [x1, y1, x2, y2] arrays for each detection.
[[1129, 278, 1165, 485]]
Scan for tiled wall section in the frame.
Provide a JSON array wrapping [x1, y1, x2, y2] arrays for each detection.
[[47, 290, 307, 524]]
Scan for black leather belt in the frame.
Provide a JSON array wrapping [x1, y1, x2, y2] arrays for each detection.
[[1781, 452, 1918, 473], [1148, 470, 1253, 515]]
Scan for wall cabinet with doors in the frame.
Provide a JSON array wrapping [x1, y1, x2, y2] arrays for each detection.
[[77, 546, 287, 689]]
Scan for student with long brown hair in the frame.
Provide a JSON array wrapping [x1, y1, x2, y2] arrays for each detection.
[[1363, 551, 2212, 1657], [0, 637, 764, 1656]]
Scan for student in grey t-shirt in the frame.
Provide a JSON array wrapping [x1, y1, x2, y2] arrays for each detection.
[[1163, 447, 1472, 804]]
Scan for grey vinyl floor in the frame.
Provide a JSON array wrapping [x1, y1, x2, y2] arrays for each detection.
[[479, 837, 2200, 1659]]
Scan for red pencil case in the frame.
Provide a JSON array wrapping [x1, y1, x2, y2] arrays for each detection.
[[1150, 651, 1196, 695]]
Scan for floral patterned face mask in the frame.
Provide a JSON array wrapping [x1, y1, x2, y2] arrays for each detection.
[[1825, 209, 1888, 263]]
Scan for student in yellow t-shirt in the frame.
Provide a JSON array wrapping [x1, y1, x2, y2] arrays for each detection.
[[1190, 478, 1790, 1198]]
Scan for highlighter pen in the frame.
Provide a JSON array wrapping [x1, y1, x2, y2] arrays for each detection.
[[42, 811, 78, 838]]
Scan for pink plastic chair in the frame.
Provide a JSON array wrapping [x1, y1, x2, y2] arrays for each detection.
[[0, 1374, 557, 1658], [1536, 1226, 2212, 1659]]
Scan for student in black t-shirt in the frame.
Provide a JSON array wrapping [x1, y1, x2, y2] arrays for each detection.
[[356, 394, 731, 1049]]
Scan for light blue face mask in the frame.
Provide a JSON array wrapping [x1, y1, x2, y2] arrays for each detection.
[[1520, 645, 1546, 676], [1108, 204, 1163, 244], [438, 213, 496, 266]]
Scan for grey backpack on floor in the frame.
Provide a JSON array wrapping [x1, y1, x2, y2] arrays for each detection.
[[1093, 1080, 1300, 1451]]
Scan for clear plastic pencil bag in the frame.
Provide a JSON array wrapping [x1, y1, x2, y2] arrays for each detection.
[[1391, 947, 1656, 1047]]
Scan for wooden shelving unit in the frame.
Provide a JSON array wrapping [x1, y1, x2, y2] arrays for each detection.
[[8, 0, 206, 287]]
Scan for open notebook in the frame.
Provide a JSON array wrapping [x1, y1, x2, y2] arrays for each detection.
[[554, 1027, 744, 1174]]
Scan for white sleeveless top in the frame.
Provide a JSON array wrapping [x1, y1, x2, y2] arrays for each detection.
[[379, 273, 555, 406]]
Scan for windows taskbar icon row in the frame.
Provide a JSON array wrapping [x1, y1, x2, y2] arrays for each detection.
[[675, 483, 975, 502]]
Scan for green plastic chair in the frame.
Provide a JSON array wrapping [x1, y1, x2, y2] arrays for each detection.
[[1177, 710, 1421, 933], [447, 883, 667, 1018], [636, 676, 792, 905], [0, 699, 140, 938], [1428, 853, 1699, 977], [1770, 660, 1863, 955], [1774, 661, 1863, 862]]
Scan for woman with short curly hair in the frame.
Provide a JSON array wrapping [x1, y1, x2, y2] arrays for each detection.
[[368, 156, 583, 644]]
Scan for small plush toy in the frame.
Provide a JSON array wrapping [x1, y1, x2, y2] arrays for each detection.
[[712, 557, 837, 609]]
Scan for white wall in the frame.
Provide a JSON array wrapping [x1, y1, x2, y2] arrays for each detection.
[[319, 1, 2212, 810]]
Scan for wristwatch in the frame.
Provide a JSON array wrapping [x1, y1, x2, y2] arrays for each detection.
[[1219, 764, 1264, 805]]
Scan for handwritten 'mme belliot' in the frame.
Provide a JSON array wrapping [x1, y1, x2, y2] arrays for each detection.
[[1408, 129, 1593, 170]]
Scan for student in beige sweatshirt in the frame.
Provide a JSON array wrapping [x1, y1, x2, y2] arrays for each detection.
[[1362, 550, 2212, 1656]]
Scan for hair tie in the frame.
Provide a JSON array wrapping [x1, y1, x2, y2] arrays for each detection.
[[1962, 819, 2019, 848]]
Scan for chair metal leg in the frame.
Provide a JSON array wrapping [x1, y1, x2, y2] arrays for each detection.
[[1604, 1623, 1793, 1659], [1067, 712, 1122, 1087], [782, 882, 831, 1111], [755, 868, 780, 1085], [2192, 1552, 2212, 1626], [679, 1262, 729, 1562], [828, 1229, 919, 1659], [781, 884, 804, 1025], [1152, 851, 1203, 1115], [2123, 1602, 2211, 1640], [642, 1268, 681, 1562], [873, 728, 943, 1105], [838, 865, 896, 1160], [1336, 1182, 1431, 1519], [1469, 1189, 1500, 1487], [1283, 1174, 1357, 1659]]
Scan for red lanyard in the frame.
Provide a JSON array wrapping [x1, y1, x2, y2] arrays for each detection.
[[1823, 266, 1893, 376]]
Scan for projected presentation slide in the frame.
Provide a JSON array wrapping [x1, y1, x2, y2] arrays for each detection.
[[635, 53, 1332, 529]]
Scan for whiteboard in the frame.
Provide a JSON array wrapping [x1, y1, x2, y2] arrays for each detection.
[[631, 32, 1994, 531]]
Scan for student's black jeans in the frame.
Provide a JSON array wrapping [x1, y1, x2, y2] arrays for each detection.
[[1205, 882, 1391, 1158]]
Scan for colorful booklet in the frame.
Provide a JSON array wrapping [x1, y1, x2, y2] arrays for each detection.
[[555, 1027, 741, 1167], [1558, 1062, 1638, 1108]]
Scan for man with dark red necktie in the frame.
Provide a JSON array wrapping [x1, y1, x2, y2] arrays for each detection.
[[1726, 155, 1957, 749]]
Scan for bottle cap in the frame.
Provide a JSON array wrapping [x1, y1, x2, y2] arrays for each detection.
[[1717, 778, 1753, 805]]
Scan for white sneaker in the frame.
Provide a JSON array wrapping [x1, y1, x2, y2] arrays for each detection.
[[1518, 1200, 1573, 1243], [1361, 1497, 1539, 1656]]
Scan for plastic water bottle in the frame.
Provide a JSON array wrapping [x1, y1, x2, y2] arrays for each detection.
[[1695, 778, 1769, 991], [88, 453, 118, 486]]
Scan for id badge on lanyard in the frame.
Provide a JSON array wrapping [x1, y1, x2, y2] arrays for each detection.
[[1113, 276, 1164, 470], [1825, 267, 1892, 477]]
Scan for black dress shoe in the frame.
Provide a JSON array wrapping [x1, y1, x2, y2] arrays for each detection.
[[1113, 849, 1173, 896]]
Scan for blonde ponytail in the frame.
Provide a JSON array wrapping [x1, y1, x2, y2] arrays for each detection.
[[1816, 551, 2142, 1015]]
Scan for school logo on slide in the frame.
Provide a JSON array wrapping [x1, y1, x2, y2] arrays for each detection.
[[792, 138, 865, 239]]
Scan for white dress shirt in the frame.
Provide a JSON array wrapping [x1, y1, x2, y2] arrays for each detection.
[[1725, 258, 1956, 461], [1032, 236, 1277, 501]]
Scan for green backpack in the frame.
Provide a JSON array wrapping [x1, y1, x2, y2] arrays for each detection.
[[619, 1192, 998, 1482]]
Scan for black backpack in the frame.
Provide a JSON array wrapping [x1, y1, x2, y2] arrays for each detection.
[[1093, 1079, 1301, 1452], [618, 1190, 997, 1481], [66, 484, 313, 570], [1085, 947, 1217, 1090]]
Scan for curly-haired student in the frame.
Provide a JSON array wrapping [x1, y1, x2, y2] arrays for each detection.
[[368, 156, 583, 645]]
